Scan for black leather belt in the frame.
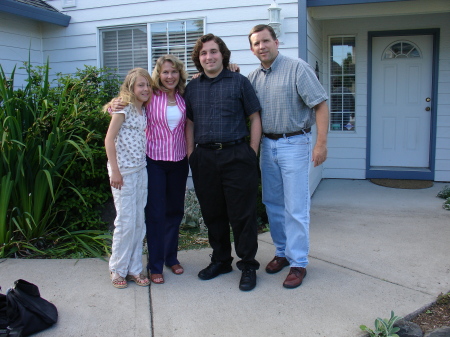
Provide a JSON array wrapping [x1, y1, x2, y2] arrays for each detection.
[[197, 138, 245, 150], [264, 128, 311, 140]]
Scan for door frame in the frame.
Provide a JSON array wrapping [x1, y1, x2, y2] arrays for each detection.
[[366, 29, 439, 180]]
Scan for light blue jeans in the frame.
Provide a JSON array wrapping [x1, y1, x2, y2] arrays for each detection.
[[260, 133, 312, 268]]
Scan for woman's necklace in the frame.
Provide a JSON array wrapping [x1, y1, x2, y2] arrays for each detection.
[[168, 100, 176, 104]]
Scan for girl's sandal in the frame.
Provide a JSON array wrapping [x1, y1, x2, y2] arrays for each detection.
[[150, 274, 164, 284], [110, 272, 128, 289], [126, 274, 150, 287]]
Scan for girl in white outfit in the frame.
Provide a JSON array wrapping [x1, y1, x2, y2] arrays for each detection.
[[104, 68, 153, 288]]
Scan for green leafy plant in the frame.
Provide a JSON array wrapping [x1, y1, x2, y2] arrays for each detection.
[[436, 292, 450, 305], [437, 185, 450, 199], [0, 60, 118, 258], [360, 311, 402, 337], [180, 188, 206, 232], [444, 198, 450, 211], [437, 186, 450, 211], [53, 66, 120, 231]]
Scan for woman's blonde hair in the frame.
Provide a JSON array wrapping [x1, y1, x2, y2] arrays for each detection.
[[152, 55, 187, 95], [103, 67, 152, 112]]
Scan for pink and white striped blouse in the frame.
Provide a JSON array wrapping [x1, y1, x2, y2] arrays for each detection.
[[145, 90, 186, 162]]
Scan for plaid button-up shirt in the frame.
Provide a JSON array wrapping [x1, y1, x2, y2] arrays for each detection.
[[185, 69, 261, 144], [247, 53, 328, 134]]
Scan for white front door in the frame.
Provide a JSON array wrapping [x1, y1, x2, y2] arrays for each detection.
[[370, 35, 433, 169]]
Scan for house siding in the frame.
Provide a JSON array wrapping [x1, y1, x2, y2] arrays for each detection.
[[307, 11, 327, 192], [0, 11, 43, 87], [436, 19, 450, 182], [39, 0, 300, 81], [320, 13, 450, 182]]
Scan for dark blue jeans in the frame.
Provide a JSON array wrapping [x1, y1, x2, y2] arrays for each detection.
[[145, 156, 189, 274]]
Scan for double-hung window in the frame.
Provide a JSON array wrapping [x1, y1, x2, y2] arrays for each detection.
[[100, 19, 204, 80], [329, 36, 356, 131], [101, 26, 148, 79]]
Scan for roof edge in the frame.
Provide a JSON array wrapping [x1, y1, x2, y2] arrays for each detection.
[[0, 0, 70, 26], [307, 0, 413, 7]]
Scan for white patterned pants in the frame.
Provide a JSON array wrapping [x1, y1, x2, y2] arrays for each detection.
[[109, 167, 148, 277]]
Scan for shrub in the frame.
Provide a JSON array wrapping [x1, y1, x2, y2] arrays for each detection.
[[0, 61, 119, 258], [437, 185, 450, 211], [437, 185, 450, 199], [53, 66, 120, 230]]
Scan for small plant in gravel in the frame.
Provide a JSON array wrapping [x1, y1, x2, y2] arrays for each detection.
[[411, 292, 450, 333], [360, 311, 401, 337], [180, 188, 206, 233], [178, 188, 209, 250], [437, 185, 450, 210]]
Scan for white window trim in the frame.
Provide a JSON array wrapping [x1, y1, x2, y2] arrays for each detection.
[[328, 35, 356, 133]]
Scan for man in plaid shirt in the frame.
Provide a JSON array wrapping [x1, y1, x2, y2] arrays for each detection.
[[248, 24, 329, 289]]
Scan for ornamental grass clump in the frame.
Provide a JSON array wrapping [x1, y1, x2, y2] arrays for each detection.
[[0, 60, 119, 258]]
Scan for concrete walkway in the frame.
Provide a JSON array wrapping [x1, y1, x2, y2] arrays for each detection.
[[1, 179, 449, 336]]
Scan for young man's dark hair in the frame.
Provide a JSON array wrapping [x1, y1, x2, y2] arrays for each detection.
[[247, 24, 277, 46], [191, 33, 231, 73]]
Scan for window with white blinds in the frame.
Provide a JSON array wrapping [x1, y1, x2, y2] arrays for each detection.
[[100, 19, 204, 80], [329, 36, 356, 132], [151, 20, 203, 77], [102, 26, 148, 79]]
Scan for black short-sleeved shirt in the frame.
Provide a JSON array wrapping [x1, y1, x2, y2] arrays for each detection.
[[185, 68, 261, 144]]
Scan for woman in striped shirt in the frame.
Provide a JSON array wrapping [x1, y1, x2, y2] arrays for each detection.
[[109, 55, 188, 284], [145, 55, 189, 284]]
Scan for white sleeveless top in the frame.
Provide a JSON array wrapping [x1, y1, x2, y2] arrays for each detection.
[[166, 105, 182, 131]]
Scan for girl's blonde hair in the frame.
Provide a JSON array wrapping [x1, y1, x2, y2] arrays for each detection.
[[103, 67, 152, 112], [152, 55, 188, 95]]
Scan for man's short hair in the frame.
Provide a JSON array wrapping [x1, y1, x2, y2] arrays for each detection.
[[191, 33, 231, 73], [248, 24, 277, 46]]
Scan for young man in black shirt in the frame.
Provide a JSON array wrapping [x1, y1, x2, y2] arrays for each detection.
[[185, 34, 262, 291]]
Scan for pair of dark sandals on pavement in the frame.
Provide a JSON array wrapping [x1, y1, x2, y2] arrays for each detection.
[[197, 256, 306, 291], [151, 264, 184, 284]]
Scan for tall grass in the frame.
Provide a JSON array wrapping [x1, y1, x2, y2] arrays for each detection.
[[0, 61, 112, 258]]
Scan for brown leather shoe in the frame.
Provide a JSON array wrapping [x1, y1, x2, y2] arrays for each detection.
[[265, 256, 290, 274], [283, 267, 307, 289]]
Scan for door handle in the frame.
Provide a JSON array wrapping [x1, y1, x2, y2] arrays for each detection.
[[425, 107, 431, 111]]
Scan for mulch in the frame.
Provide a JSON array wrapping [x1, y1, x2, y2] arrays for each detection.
[[370, 179, 433, 189]]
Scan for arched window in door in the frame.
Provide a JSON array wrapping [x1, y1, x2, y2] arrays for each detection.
[[383, 41, 421, 59]]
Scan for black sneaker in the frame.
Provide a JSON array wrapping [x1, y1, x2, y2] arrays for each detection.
[[239, 268, 256, 291], [198, 261, 233, 280]]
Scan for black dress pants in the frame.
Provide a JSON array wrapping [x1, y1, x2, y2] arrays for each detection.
[[189, 142, 260, 270]]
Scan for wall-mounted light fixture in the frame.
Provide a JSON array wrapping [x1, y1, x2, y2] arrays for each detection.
[[268, 1, 282, 38]]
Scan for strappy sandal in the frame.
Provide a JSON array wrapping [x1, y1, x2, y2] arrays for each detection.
[[150, 274, 164, 284], [126, 274, 150, 287], [110, 272, 127, 289], [170, 264, 184, 275]]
